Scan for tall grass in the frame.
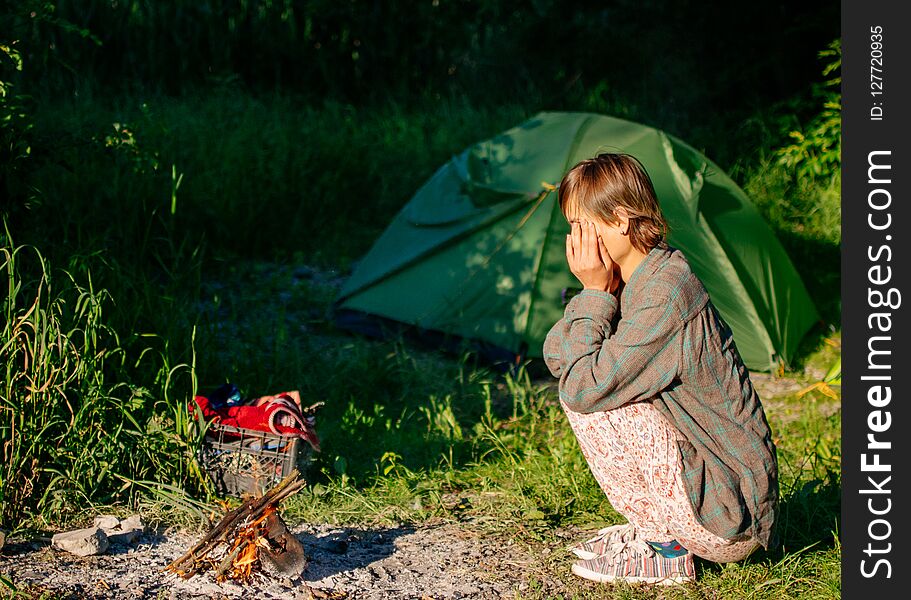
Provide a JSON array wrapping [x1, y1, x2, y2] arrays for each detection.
[[24, 90, 840, 292], [744, 164, 840, 326], [0, 237, 206, 530], [26, 92, 534, 268]]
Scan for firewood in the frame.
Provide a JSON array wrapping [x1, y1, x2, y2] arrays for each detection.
[[260, 512, 308, 575], [165, 469, 307, 581], [214, 543, 244, 580]]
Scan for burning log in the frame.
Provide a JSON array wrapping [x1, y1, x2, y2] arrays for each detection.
[[166, 469, 308, 583]]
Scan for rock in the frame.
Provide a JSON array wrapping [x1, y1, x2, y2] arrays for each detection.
[[52, 527, 110, 557], [99, 514, 144, 545], [93, 515, 121, 530], [120, 514, 144, 532], [0, 529, 6, 552], [107, 528, 142, 545], [260, 513, 308, 576]]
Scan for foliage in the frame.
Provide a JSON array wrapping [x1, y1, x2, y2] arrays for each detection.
[[20, 92, 531, 268], [0, 237, 207, 530], [0, 41, 33, 207], [10, 2, 837, 114], [774, 39, 841, 183], [736, 42, 843, 326]]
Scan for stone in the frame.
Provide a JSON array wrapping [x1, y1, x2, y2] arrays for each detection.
[[93, 515, 121, 530], [107, 528, 142, 545], [100, 514, 144, 546], [51, 527, 109, 557], [119, 515, 144, 532], [260, 513, 308, 576]]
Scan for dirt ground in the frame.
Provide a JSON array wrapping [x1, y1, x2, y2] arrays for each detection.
[[0, 519, 588, 599]]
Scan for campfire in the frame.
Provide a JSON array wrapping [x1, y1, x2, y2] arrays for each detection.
[[166, 470, 308, 583]]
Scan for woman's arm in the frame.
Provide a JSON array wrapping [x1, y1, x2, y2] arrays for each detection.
[[545, 222, 619, 377], [543, 289, 618, 378], [547, 284, 683, 413]]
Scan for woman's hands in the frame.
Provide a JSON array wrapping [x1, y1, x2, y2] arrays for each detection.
[[566, 220, 620, 294]]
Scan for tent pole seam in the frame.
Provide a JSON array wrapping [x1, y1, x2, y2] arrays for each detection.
[[522, 114, 596, 349]]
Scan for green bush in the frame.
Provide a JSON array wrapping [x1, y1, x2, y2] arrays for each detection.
[[775, 40, 841, 184]]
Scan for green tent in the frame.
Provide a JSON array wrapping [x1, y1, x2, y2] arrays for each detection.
[[335, 112, 819, 371]]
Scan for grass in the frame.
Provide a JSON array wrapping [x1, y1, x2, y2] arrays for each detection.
[[0, 239, 209, 532], [192, 256, 841, 598], [1, 84, 841, 597], [25, 92, 535, 270]]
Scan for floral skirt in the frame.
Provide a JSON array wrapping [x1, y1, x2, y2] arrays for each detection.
[[561, 399, 759, 563]]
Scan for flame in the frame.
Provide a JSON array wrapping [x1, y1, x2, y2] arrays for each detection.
[[220, 502, 279, 582], [171, 501, 288, 584]]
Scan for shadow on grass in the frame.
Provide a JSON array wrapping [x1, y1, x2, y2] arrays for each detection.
[[774, 476, 841, 555], [699, 474, 841, 577]]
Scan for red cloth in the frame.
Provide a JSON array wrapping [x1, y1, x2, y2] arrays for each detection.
[[192, 393, 320, 451]]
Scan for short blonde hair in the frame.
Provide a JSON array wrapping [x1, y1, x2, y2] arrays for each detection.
[[558, 153, 668, 253]]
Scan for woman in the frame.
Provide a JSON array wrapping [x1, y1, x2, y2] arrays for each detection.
[[543, 153, 778, 586]]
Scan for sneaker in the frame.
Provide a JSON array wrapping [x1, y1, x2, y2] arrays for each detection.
[[569, 523, 637, 560], [571, 538, 695, 586]]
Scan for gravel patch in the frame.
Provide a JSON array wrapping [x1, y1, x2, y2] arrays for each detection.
[[1, 521, 544, 599]]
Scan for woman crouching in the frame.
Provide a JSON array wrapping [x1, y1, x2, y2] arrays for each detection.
[[543, 153, 778, 586]]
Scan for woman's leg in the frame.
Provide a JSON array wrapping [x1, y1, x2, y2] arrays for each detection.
[[561, 400, 758, 563], [561, 399, 673, 539]]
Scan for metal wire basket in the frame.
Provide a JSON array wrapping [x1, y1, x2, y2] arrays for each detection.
[[198, 423, 310, 497]]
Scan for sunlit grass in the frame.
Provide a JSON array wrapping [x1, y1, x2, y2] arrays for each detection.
[[191, 258, 840, 598], [0, 239, 208, 532]]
